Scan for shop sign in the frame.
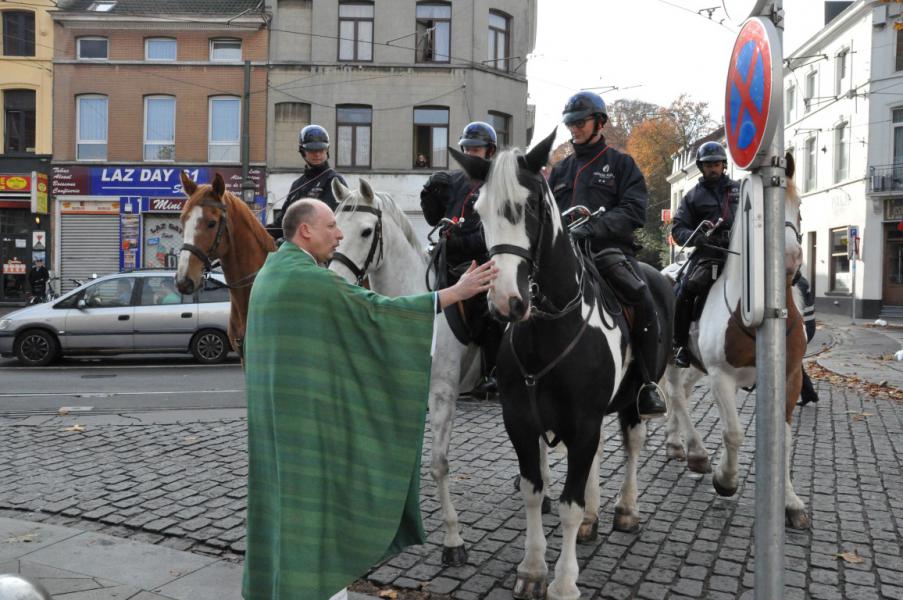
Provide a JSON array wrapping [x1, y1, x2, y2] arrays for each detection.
[[148, 198, 186, 212], [32, 172, 49, 215], [2, 259, 26, 275], [60, 200, 120, 214], [52, 165, 265, 197], [0, 175, 31, 192]]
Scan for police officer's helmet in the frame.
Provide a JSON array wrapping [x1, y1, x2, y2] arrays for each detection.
[[562, 91, 607, 126], [695, 141, 727, 170], [458, 121, 498, 156], [298, 125, 330, 154]]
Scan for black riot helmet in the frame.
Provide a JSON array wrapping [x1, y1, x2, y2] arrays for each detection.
[[562, 91, 608, 127], [458, 121, 498, 158], [695, 141, 727, 171], [298, 124, 330, 155]]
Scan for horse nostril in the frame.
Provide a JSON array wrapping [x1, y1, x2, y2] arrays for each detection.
[[509, 297, 525, 320]]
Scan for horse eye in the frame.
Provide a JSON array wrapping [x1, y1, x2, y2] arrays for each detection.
[[206, 219, 217, 229], [361, 228, 373, 238]]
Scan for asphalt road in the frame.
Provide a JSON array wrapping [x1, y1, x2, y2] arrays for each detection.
[[0, 354, 245, 415]]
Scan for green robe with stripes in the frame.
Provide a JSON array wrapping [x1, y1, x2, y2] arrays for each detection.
[[242, 242, 435, 600]]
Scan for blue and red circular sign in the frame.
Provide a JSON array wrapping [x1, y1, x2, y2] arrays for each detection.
[[725, 17, 782, 170]]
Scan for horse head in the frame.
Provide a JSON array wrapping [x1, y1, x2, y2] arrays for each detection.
[[784, 152, 803, 277], [453, 129, 558, 323], [176, 171, 230, 295], [330, 178, 385, 285]]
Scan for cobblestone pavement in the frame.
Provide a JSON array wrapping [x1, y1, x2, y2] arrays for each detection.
[[0, 378, 901, 599]]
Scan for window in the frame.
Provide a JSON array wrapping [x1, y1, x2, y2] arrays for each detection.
[[3, 90, 35, 154], [416, 3, 450, 63], [2, 11, 35, 56], [804, 70, 816, 113], [487, 111, 510, 148], [413, 106, 449, 168], [487, 10, 510, 71], [199, 280, 229, 303], [897, 28, 903, 72], [76, 95, 108, 161], [210, 38, 241, 62], [77, 37, 108, 60], [87, 1, 117, 11], [894, 109, 903, 182], [338, 2, 373, 61], [274, 102, 310, 168], [829, 227, 850, 292], [82, 278, 135, 308], [139, 276, 188, 306], [208, 96, 240, 162], [336, 105, 372, 168], [146, 38, 176, 61], [834, 121, 849, 183], [805, 137, 816, 192], [835, 49, 849, 96], [144, 96, 175, 162], [785, 85, 795, 125]]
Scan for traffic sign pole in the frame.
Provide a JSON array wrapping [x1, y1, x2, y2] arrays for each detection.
[[753, 3, 786, 600]]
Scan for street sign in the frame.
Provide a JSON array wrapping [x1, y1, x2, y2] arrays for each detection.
[[740, 174, 765, 327], [721, 0, 770, 24], [725, 17, 783, 171], [848, 225, 859, 260]]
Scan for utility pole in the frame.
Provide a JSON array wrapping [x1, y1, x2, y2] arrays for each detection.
[[241, 59, 255, 208]]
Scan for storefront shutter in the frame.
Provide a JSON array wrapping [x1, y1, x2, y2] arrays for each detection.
[[60, 214, 119, 292]]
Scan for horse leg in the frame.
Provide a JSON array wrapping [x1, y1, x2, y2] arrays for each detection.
[[784, 366, 810, 529], [677, 368, 711, 473], [663, 365, 686, 461], [428, 333, 467, 566], [710, 371, 743, 497], [547, 435, 598, 600], [577, 438, 600, 543], [613, 412, 645, 533], [513, 435, 548, 600], [539, 439, 553, 514]]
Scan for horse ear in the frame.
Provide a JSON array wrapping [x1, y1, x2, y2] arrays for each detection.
[[180, 171, 197, 196], [332, 178, 352, 203], [211, 173, 225, 199], [523, 128, 557, 174], [785, 151, 795, 180], [359, 178, 374, 202], [449, 147, 490, 181]]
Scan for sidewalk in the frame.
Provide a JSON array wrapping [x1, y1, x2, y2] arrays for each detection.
[[813, 312, 903, 389]]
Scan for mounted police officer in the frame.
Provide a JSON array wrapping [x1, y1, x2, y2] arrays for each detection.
[[670, 141, 740, 368], [549, 91, 667, 419], [421, 121, 501, 398], [268, 124, 347, 242]]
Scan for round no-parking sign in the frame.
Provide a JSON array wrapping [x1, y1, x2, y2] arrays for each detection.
[[725, 17, 782, 170]]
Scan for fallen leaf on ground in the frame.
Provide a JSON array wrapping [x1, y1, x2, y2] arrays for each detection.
[[58, 408, 70, 416], [184, 436, 198, 443], [849, 412, 874, 421], [836, 550, 864, 564], [454, 474, 471, 480], [378, 590, 398, 599], [5, 533, 35, 543], [62, 423, 85, 433]]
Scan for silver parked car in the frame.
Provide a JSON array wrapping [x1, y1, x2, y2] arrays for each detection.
[[0, 271, 232, 366]]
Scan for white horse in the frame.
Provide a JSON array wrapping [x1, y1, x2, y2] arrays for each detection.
[[328, 178, 551, 566], [662, 155, 810, 529]]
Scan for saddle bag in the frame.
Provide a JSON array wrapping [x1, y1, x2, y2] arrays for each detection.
[[685, 258, 723, 295], [592, 248, 647, 305]]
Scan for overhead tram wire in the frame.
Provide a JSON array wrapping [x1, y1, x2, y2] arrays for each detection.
[[649, 0, 736, 31]]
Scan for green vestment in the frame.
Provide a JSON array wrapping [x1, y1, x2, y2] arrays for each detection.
[[242, 242, 435, 600]]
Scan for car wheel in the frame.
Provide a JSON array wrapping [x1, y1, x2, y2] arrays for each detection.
[[15, 329, 60, 367], [191, 329, 229, 364]]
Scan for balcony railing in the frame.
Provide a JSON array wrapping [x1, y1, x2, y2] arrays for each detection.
[[869, 163, 903, 193]]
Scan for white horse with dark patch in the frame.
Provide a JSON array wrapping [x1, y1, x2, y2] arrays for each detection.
[[452, 131, 675, 600], [662, 153, 810, 529]]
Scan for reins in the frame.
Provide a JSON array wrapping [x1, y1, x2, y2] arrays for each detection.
[[330, 204, 384, 286]]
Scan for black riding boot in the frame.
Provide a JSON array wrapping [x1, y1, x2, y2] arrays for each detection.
[[630, 276, 667, 420], [673, 291, 696, 368], [799, 368, 819, 406], [471, 308, 503, 401]]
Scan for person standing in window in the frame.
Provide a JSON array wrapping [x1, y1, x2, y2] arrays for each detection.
[[268, 125, 347, 242]]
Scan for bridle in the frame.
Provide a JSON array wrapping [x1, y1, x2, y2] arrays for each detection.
[[180, 197, 228, 272], [330, 204, 384, 286]]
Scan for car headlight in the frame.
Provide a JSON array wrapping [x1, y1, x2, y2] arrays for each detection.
[[0, 319, 11, 331]]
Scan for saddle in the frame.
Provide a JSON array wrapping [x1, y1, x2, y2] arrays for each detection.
[[579, 252, 633, 344]]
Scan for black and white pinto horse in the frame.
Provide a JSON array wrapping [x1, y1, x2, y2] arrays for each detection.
[[453, 131, 675, 600]]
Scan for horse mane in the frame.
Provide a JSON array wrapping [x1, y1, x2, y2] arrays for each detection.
[[336, 189, 422, 254]]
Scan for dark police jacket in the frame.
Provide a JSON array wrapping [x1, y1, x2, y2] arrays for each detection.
[[420, 170, 487, 265], [270, 162, 346, 240], [671, 175, 740, 259], [548, 136, 648, 255]]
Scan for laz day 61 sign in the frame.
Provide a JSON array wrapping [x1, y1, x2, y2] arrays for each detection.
[[725, 17, 783, 171]]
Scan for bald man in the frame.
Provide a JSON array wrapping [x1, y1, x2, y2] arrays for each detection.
[[243, 200, 496, 600]]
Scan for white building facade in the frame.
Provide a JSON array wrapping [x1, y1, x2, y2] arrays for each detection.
[[669, 0, 903, 318], [265, 0, 537, 243]]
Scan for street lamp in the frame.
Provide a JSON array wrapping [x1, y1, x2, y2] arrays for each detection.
[[241, 178, 256, 208]]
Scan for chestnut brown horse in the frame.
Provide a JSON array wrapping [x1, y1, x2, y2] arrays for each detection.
[[175, 171, 275, 357]]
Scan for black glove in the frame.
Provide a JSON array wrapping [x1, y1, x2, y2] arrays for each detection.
[[688, 231, 706, 247], [429, 171, 452, 189], [570, 220, 595, 242], [710, 229, 730, 247]]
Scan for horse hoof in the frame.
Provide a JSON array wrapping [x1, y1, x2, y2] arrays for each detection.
[[577, 516, 599, 543], [687, 454, 712, 474], [441, 545, 467, 567], [666, 443, 686, 461], [712, 475, 737, 497], [541, 495, 553, 515], [547, 580, 580, 600], [513, 574, 548, 600], [785, 507, 811, 530], [612, 506, 640, 533]]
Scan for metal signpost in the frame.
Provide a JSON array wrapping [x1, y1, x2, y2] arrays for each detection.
[[724, 2, 786, 599], [849, 225, 859, 323]]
